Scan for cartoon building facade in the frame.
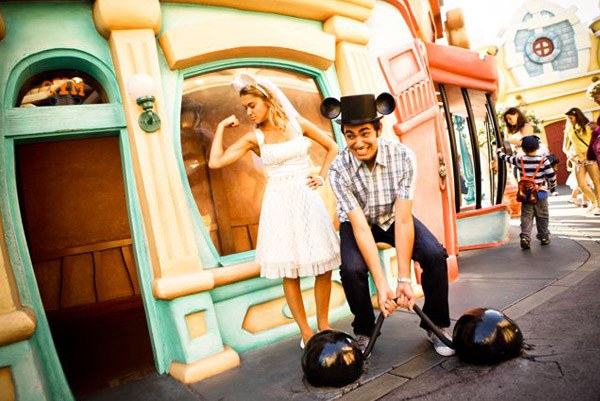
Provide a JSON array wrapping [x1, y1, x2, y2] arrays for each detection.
[[496, 0, 600, 184], [0, 1, 508, 399]]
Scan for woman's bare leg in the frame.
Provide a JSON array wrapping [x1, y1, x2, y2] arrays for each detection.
[[314, 271, 333, 332], [575, 165, 596, 206], [283, 278, 313, 343], [585, 162, 600, 208]]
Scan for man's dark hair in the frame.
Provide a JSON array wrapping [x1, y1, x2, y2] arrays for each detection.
[[341, 119, 381, 134]]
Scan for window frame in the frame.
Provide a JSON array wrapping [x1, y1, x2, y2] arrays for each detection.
[[438, 83, 505, 212], [174, 58, 342, 268]]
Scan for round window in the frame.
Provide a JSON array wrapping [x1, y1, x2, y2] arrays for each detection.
[[532, 37, 554, 58]]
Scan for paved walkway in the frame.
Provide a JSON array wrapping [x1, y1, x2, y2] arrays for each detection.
[[85, 187, 600, 401], [341, 190, 600, 401]]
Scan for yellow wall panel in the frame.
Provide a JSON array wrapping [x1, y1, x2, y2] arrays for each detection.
[[242, 282, 346, 334], [185, 311, 208, 339]]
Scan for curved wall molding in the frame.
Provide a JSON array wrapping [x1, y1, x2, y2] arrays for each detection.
[[160, 16, 335, 70]]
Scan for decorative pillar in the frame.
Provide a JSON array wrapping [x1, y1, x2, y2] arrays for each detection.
[[444, 8, 470, 49], [93, 0, 239, 384], [93, 0, 213, 299], [590, 17, 600, 69], [0, 214, 44, 400], [324, 15, 378, 95], [0, 225, 36, 347], [324, 14, 395, 140]]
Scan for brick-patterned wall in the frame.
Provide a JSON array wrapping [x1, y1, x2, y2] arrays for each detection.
[[546, 21, 577, 72]]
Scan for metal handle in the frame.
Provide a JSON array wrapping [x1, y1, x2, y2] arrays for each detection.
[[413, 304, 454, 348], [362, 303, 454, 358], [362, 312, 385, 358]]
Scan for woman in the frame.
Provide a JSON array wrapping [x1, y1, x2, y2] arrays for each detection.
[[209, 72, 340, 347], [503, 107, 534, 153], [502, 107, 536, 181], [586, 81, 600, 216], [562, 107, 600, 215]]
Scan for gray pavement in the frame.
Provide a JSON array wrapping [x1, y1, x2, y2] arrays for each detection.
[[85, 187, 600, 401]]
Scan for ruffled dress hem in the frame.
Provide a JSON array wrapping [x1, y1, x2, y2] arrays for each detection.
[[260, 254, 340, 279]]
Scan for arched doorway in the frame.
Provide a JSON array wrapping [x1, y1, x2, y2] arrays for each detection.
[[544, 120, 567, 185], [13, 69, 155, 398]]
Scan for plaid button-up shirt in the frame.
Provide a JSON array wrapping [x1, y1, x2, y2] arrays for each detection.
[[328, 137, 416, 230]]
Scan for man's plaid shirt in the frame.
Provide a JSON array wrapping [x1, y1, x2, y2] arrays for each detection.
[[328, 137, 416, 230]]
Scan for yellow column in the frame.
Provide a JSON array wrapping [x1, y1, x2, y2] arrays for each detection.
[[0, 219, 36, 347], [590, 18, 600, 70], [324, 15, 380, 95], [324, 15, 395, 138], [93, 0, 214, 299]]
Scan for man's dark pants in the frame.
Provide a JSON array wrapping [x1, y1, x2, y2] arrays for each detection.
[[339, 217, 450, 337]]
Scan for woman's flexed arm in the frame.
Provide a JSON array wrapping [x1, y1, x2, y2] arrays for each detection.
[[209, 115, 257, 169]]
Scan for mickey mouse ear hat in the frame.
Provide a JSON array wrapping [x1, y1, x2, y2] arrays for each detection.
[[320, 92, 396, 125]]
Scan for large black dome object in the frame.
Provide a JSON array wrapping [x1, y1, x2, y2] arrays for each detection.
[[301, 330, 364, 387], [452, 307, 523, 365]]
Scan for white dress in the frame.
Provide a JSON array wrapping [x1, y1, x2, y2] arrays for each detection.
[[254, 122, 340, 279]]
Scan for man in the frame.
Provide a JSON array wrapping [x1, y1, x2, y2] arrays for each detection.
[[321, 93, 455, 358]]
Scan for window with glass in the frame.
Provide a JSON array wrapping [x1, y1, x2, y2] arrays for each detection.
[[180, 67, 338, 257], [437, 84, 503, 211], [16, 70, 107, 107]]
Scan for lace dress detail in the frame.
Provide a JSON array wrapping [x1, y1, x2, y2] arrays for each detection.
[[254, 123, 340, 279]]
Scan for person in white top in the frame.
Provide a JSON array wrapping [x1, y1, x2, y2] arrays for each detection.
[[503, 107, 534, 153], [208, 73, 340, 347]]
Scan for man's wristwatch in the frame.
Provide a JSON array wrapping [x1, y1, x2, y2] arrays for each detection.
[[397, 277, 411, 284]]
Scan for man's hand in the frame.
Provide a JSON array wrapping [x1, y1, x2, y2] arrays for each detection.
[[395, 282, 415, 310], [377, 287, 398, 317]]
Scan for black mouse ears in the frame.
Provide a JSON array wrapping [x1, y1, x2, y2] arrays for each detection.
[[374, 92, 396, 115], [320, 97, 342, 119], [320, 92, 396, 120]]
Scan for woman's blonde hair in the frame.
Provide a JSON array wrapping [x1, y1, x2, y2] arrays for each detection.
[[240, 85, 288, 132]]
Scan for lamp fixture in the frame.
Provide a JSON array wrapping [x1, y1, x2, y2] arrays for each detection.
[[127, 73, 161, 132]]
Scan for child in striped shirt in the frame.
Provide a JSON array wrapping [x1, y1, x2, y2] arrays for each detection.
[[497, 136, 557, 249]]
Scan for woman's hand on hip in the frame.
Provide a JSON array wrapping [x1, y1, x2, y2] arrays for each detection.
[[306, 175, 325, 190]]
